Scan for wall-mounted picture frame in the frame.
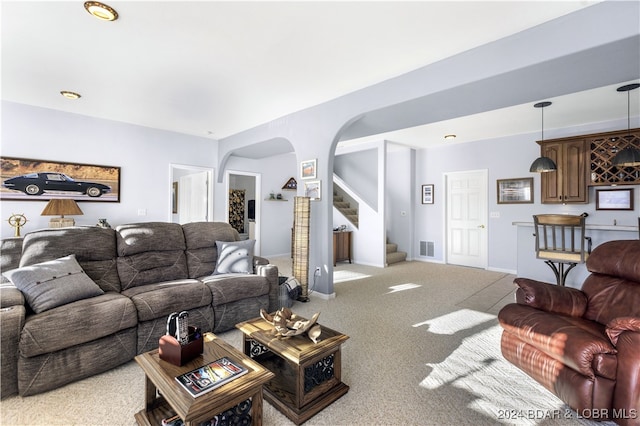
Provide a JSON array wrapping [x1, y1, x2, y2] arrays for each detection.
[[304, 180, 321, 200], [421, 184, 434, 204], [300, 159, 317, 179], [497, 177, 533, 204], [0, 156, 120, 202], [596, 188, 634, 210]]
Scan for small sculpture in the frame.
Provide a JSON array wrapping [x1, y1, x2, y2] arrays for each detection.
[[260, 308, 321, 342], [8, 213, 28, 237], [307, 324, 322, 344]]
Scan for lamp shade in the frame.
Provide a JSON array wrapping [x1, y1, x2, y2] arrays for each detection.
[[612, 146, 640, 167], [529, 156, 557, 173], [41, 199, 83, 216]]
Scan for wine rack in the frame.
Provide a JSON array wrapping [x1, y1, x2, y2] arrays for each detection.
[[589, 129, 640, 186]]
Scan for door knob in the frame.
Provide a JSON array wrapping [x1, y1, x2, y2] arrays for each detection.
[[478, 224, 485, 228]]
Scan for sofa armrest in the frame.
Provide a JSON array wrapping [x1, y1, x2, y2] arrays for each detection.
[[1, 302, 25, 398], [514, 277, 587, 317], [608, 324, 640, 425], [253, 256, 269, 268], [606, 317, 640, 346], [0, 284, 25, 309], [255, 263, 279, 312]]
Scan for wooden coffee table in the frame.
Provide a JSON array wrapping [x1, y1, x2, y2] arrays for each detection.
[[236, 316, 349, 425], [134, 333, 274, 426]]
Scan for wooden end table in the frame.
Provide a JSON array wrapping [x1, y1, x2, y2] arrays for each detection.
[[134, 334, 274, 426], [236, 316, 349, 425]]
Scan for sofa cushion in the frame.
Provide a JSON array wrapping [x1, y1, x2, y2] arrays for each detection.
[[586, 240, 640, 283], [116, 222, 186, 256], [116, 222, 189, 290], [3, 255, 104, 314], [19, 227, 120, 292], [0, 237, 23, 284], [183, 222, 238, 278], [498, 303, 617, 379], [121, 279, 212, 322], [19, 292, 137, 357], [200, 273, 269, 307], [581, 273, 640, 326]]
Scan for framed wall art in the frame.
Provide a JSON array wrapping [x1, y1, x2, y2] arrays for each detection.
[[304, 180, 321, 200], [596, 188, 634, 210], [421, 184, 434, 204], [300, 159, 317, 179], [0, 156, 121, 202], [497, 177, 533, 204]]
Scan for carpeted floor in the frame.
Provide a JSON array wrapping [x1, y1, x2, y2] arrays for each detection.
[[0, 259, 614, 426]]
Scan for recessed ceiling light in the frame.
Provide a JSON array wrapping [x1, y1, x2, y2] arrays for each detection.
[[84, 1, 118, 21], [444, 134, 456, 140], [60, 91, 81, 100]]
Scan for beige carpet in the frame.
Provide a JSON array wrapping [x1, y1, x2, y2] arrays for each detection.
[[0, 260, 613, 426]]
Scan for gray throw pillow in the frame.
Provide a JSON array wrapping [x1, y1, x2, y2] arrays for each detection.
[[214, 240, 255, 274], [2, 254, 104, 314]]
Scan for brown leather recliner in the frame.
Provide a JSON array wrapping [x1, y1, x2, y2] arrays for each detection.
[[498, 240, 640, 425]]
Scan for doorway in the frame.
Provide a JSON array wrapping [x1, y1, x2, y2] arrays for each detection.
[[169, 164, 214, 224], [225, 170, 261, 255], [445, 169, 488, 269]]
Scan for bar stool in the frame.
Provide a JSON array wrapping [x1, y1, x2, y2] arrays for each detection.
[[533, 214, 592, 286]]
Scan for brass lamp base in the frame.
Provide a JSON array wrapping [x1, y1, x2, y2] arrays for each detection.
[[49, 217, 75, 228]]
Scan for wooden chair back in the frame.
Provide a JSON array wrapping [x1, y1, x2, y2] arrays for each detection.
[[533, 214, 590, 264]]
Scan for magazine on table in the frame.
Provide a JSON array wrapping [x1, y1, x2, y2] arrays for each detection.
[[175, 356, 248, 397]]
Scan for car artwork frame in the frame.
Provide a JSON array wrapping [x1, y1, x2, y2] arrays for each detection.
[[0, 157, 120, 202]]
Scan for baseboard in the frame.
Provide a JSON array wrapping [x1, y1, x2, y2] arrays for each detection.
[[308, 291, 336, 300], [487, 266, 517, 274], [414, 258, 446, 264]]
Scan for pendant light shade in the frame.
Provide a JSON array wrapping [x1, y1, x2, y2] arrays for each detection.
[[612, 83, 640, 167], [529, 156, 557, 172], [529, 101, 557, 173]]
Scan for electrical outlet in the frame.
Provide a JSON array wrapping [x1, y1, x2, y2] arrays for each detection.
[[315, 267, 321, 276]]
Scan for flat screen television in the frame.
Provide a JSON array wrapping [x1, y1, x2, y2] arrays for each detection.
[[248, 200, 255, 220]]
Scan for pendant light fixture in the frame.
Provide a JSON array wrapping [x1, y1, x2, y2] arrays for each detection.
[[529, 101, 557, 172], [612, 83, 640, 167]]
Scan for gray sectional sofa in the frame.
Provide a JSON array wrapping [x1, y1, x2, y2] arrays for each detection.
[[0, 221, 279, 398]]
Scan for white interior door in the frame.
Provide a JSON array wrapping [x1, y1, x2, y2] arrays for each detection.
[[446, 170, 488, 269], [179, 171, 209, 223]]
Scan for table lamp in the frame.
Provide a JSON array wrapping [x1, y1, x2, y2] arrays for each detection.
[[41, 199, 83, 228]]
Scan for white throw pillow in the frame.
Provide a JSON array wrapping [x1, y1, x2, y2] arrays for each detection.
[[214, 240, 255, 274]]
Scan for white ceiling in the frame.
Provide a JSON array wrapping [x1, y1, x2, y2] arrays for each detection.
[[2, 1, 638, 150]]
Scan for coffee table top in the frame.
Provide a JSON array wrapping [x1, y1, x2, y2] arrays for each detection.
[[236, 316, 349, 365], [135, 333, 273, 423]]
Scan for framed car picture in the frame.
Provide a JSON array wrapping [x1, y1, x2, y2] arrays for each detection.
[[0, 157, 121, 202]]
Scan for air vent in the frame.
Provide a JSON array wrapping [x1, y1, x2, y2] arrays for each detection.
[[420, 241, 434, 257]]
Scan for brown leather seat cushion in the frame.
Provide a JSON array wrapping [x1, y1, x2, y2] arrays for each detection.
[[499, 303, 617, 379]]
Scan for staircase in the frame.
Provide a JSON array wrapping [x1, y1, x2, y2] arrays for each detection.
[[333, 193, 358, 228], [386, 238, 407, 265]]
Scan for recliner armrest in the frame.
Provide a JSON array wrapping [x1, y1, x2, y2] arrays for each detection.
[[514, 277, 587, 317], [0, 285, 25, 309], [606, 317, 640, 346]]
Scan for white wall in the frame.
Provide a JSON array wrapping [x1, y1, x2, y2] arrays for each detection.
[[1, 101, 217, 238]]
